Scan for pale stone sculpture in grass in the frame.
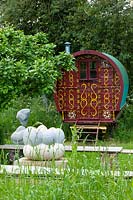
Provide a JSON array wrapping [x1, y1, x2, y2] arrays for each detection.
[[16, 108, 30, 127], [22, 125, 65, 160], [11, 126, 26, 145], [11, 109, 65, 160]]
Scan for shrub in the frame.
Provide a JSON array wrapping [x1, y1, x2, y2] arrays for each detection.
[[0, 26, 75, 108]]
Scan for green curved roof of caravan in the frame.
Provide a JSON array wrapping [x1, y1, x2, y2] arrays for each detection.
[[103, 53, 129, 109]]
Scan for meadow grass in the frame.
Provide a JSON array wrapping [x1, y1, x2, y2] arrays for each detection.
[[0, 148, 133, 200], [0, 172, 133, 200], [0, 95, 132, 199], [0, 130, 133, 200]]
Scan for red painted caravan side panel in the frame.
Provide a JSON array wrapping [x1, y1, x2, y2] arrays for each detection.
[[54, 50, 123, 123]]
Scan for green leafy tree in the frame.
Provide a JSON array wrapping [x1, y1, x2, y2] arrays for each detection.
[[0, 0, 86, 51], [0, 0, 132, 93], [81, 0, 132, 89], [0, 26, 75, 107]]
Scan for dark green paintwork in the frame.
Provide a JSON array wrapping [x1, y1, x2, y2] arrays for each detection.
[[103, 53, 129, 109]]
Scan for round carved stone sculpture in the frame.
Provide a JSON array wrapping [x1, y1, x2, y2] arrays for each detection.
[[11, 126, 26, 145], [16, 108, 30, 126], [23, 126, 65, 146], [11, 123, 65, 160], [54, 128, 65, 144], [23, 143, 65, 160], [42, 127, 65, 144], [23, 126, 46, 146]]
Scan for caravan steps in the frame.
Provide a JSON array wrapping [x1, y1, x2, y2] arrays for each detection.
[[70, 123, 107, 143]]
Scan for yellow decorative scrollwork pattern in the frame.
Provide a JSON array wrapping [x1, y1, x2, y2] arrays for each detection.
[[104, 69, 109, 86], [114, 73, 120, 85], [68, 89, 75, 110], [90, 84, 98, 117], [80, 83, 88, 116], [114, 88, 120, 109], [58, 80, 62, 87], [58, 89, 64, 110], [104, 88, 110, 109], [103, 68, 111, 110], [69, 72, 74, 87]]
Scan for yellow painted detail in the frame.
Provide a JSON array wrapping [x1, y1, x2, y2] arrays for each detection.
[[104, 88, 110, 110], [80, 83, 88, 116], [62, 111, 64, 120], [113, 111, 115, 121], [114, 88, 120, 109], [90, 83, 98, 117], [58, 89, 64, 110], [104, 69, 109, 86], [114, 73, 120, 85], [69, 72, 74, 87], [69, 89, 75, 110]]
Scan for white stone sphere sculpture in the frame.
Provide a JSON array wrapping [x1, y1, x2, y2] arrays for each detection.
[[23, 143, 65, 161], [53, 143, 65, 159], [54, 128, 65, 143], [16, 108, 30, 127], [11, 120, 65, 160], [23, 126, 40, 146], [11, 126, 26, 145], [42, 127, 56, 145]]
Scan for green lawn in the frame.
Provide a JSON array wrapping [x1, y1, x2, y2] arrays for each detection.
[[0, 174, 133, 200], [0, 148, 133, 200]]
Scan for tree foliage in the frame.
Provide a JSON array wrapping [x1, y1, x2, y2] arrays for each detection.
[[0, 0, 132, 93], [0, 0, 86, 50], [82, 0, 132, 90], [0, 26, 75, 107], [0, 0, 132, 91], [0, 1, 132, 141]]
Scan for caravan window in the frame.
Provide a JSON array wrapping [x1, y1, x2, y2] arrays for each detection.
[[79, 60, 97, 80], [80, 62, 87, 80], [90, 62, 97, 79]]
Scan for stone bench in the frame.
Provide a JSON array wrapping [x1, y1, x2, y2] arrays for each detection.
[[0, 145, 124, 168], [1, 145, 133, 169], [65, 145, 123, 168]]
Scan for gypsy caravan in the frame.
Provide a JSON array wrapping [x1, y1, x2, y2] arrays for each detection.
[[54, 49, 129, 140]]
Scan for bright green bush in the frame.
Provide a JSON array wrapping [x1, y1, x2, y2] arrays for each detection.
[[0, 26, 75, 107]]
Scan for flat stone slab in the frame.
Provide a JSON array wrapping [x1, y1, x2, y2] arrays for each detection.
[[0, 165, 133, 178], [13, 157, 68, 168], [65, 146, 123, 153], [121, 149, 133, 154], [0, 165, 61, 176], [0, 145, 123, 153]]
